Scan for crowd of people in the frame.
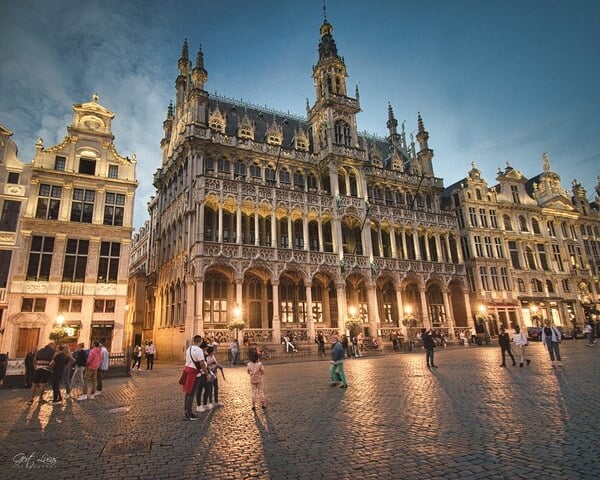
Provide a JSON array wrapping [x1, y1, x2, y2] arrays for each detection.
[[25, 340, 109, 405]]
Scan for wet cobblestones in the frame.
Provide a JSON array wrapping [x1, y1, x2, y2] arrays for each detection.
[[1, 342, 599, 479]]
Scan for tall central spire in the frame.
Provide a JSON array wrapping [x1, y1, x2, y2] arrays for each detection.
[[318, 2, 338, 63]]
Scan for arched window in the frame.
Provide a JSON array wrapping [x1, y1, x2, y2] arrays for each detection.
[[203, 272, 229, 324], [249, 163, 261, 178], [519, 216, 528, 232], [293, 171, 305, 191], [307, 173, 318, 191], [517, 279, 525, 292], [334, 120, 352, 147], [532, 218, 541, 234], [279, 168, 291, 184], [525, 247, 537, 270], [265, 166, 276, 185], [503, 215, 513, 231], [546, 280, 555, 293], [218, 157, 230, 174]]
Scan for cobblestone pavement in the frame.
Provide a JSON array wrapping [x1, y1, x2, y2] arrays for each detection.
[[1, 342, 599, 480]]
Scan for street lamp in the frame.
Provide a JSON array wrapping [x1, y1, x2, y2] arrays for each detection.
[[50, 314, 66, 344], [228, 304, 245, 343]]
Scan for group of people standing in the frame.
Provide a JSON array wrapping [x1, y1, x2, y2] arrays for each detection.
[[26, 340, 109, 404], [132, 340, 156, 370], [181, 335, 227, 421]]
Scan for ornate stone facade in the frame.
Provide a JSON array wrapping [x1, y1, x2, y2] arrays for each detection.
[[144, 18, 469, 360], [0, 96, 137, 356], [442, 157, 600, 337]]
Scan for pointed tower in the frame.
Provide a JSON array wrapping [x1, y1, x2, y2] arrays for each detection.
[[175, 39, 190, 111], [415, 112, 434, 176], [386, 103, 399, 144], [160, 101, 174, 165], [188, 46, 209, 126], [308, 9, 361, 155]]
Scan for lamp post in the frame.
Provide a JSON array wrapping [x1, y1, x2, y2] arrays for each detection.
[[228, 304, 245, 344], [346, 305, 361, 338], [50, 314, 66, 344]]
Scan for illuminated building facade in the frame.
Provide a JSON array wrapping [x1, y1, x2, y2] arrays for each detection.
[[442, 157, 600, 336], [145, 17, 469, 360], [0, 96, 137, 356]]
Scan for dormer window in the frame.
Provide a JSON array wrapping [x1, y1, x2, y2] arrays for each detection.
[[54, 156, 66, 171], [108, 165, 119, 179], [210, 121, 225, 133], [79, 157, 96, 175], [511, 185, 520, 203], [209, 108, 226, 133]]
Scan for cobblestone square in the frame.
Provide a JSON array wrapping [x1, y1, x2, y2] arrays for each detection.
[[1, 342, 599, 479]]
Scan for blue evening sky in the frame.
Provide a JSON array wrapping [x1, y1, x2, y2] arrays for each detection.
[[1, 0, 598, 229]]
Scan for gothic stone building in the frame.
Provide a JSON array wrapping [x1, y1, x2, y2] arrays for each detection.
[[145, 17, 469, 360], [0, 96, 137, 356]]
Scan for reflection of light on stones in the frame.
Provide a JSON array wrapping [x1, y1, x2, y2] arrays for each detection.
[[38, 406, 52, 432], [108, 406, 130, 413], [102, 439, 151, 456]]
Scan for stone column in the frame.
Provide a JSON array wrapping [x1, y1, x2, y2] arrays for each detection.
[[271, 212, 277, 248], [236, 207, 242, 244], [254, 211, 260, 246], [367, 281, 380, 338], [305, 283, 315, 342], [401, 229, 408, 259], [424, 232, 431, 262], [413, 231, 421, 261], [442, 288, 454, 339], [464, 292, 475, 330], [390, 227, 397, 259], [395, 287, 408, 338], [195, 277, 204, 335], [303, 216, 309, 251], [419, 287, 430, 329], [287, 216, 293, 249], [318, 219, 324, 252], [217, 205, 223, 243], [272, 281, 281, 343], [336, 282, 347, 335]]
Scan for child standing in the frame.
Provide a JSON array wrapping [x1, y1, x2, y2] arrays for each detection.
[[205, 346, 224, 407], [247, 350, 266, 410]]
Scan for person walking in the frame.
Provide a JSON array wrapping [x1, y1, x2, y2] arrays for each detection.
[[329, 334, 348, 388], [583, 321, 595, 347], [24, 348, 36, 389], [512, 325, 531, 367], [182, 335, 209, 421], [541, 319, 563, 368], [229, 339, 239, 366], [421, 328, 437, 368], [96, 343, 109, 395], [28, 342, 55, 404], [132, 345, 142, 370], [145, 341, 156, 369], [78, 341, 102, 401], [70, 343, 87, 397], [247, 349, 267, 410], [499, 326, 517, 367], [341, 334, 350, 358]]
